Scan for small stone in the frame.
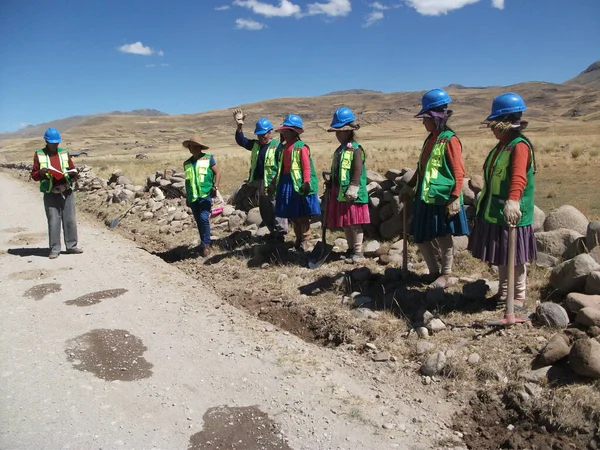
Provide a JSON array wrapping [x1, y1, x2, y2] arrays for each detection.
[[416, 340, 435, 355], [382, 423, 395, 430], [365, 343, 378, 351], [535, 302, 570, 328], [420, 351, 446, 376], [372, 352, 391, 362], [427, 318, 446, 333], [467, 353, 481, 365], [417, 327, 429, 339]]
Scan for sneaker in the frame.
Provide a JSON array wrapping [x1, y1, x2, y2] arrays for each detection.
[[350, 252, 365, 264], [67, 248, 84, 254], [339, 249, 353, 261], [201, 245, 212, 257], [49, 253, 60, 259]]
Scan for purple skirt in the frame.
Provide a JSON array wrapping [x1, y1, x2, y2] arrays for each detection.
[[326, 186, 370, 228], [468, 220, 537, 266]]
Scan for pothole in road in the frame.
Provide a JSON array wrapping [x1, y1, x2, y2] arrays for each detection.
[[65, 329, 153, 381], [188, 405, 292, 450], [65, 288, 128, 307], [23, 283, 62, 300]]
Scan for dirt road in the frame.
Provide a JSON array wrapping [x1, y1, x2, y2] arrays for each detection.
[[0, 173, 463, 450]]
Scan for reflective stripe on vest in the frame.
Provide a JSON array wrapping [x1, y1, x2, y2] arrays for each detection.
[[477, 137, 535, 227], [184, 155, 213, 203], [249, 139, 280, 185], [418, 130, 458, 205], [36, 148, 71, 193], [334, 142, 368, 203]]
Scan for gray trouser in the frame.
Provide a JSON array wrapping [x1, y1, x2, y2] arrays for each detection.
[[43, 191, 79, 254], [252, 179, 287, 236]]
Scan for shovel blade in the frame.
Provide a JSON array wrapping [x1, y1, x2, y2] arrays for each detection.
[[308, 242, 333, 269], [108, 217, 120, 228]]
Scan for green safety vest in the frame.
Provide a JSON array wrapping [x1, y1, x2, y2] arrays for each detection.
[[275, 140, 318, 195], [249, 139, 280, 185], [36, 148, 72, 193], [332, 142, 368, 203], [477, 136, 535, 227], [184, 154, 214, 203], [418, 130, 462, 206]]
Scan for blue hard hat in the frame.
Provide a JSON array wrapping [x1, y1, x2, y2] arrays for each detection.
[[278, 113, 303, 130], [254, 118, 273, 135], [44, 127, 61, 143], [486, 92, 527, 121], [330, 107, 356, 128], [416, 89, 452, 116]]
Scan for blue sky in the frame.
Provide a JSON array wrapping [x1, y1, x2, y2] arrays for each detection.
[[0, 0, 598, 132]]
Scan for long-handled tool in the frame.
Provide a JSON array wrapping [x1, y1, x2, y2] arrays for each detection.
[[108, 201, 138, 228], [308, 172, 333, 269], [487, 225, 529, 326], [402, 199, 409, 277]]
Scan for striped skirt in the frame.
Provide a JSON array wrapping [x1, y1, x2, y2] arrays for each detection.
[[326, 186, 370, 228], [468, 219, 537, 266]]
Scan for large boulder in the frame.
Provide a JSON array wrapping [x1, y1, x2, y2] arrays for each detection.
[[532, 206, 546, 233], [564, 293, 600, 314], [245, 207, 263, 226], [379, 214, 402, 240], [549, 254, 600, 294], [586, 271, 600, 295], [587, 221, 600, 251], [535, 228, 583, 259], [535, 302, 570, 328], [535, 333, 571, 367], [468, 175, 484, 194], [569, 338, 600, 378], [575, 307, 600, 327], [535, 252, 559, 268], [367, 170, 386, 184], [461, 180, 476, 206], [544, 205, 589, 235]]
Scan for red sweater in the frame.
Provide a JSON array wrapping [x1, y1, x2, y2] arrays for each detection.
[[416, 131, 465, 198], [281, 142, 311, 183], [31, 150, 76, 185]]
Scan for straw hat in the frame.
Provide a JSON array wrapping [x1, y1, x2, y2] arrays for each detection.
[[182, 135, 209, 150]]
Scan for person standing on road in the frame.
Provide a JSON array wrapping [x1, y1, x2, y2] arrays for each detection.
[[326, 107, 370, 263], [269, 114, 320, 252], [232, 109, 287, 240], [468, 93, 537, 312], [30, 128, 83, 259], [183, 136, 221, 258], [400, 89, 469, 288]]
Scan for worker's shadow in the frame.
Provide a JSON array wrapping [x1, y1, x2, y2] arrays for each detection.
[[7, 247, 50, 258]]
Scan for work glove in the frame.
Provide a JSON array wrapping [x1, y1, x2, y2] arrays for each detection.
[[399, 184, 414, 201], [210, 187, 218, 198], [301, 181, 311, 196], [503, 199, 522, 227], [446, 196, 461, 218], [345, 184, 359, 201], [233, 109, 245, 125]]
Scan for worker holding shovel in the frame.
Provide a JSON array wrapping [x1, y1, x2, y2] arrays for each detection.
[[232, 109, 287, 240], [182, 136, 221, 258], [468, 93, 537, 313], [400, 89, 469, 288], [270, 114, 320, 253], [31, 128, 82, 259], [326, 108, 370, 264]]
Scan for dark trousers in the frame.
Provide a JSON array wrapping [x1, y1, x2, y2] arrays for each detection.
[[43, 191, 78, 255], [190, 197, 212, 246]]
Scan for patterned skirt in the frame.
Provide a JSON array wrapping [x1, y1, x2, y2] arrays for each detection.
[[275, 174, 321, 219], [411, 186, 469, 243], [468, 220, 537, 266], [326, 186, 370, 228]]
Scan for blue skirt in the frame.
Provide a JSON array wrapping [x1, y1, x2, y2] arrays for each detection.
[[411, 186, 469, 243], [275, 174, 321, 219]]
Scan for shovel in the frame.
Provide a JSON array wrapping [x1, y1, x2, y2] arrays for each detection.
[[308, 172, 333, 269], [108, 201, 137, 228], [486, 225, 529, 327]]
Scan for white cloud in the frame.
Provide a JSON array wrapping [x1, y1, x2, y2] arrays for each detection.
[[235, 18, 266, 30], [363, 10, 384, 26], [146, 64, 156, 67], [215, 5, 231, 10], [233, 0, 301, 17], [371, 2, 389, 10], [405, 0, 505, 15], [161, 63, 170, 66], [307, 0, 351, 16], [118, 41, 164, 56]]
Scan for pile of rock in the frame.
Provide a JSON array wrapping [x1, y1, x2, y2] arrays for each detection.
[[145, 166, 187, 199]]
